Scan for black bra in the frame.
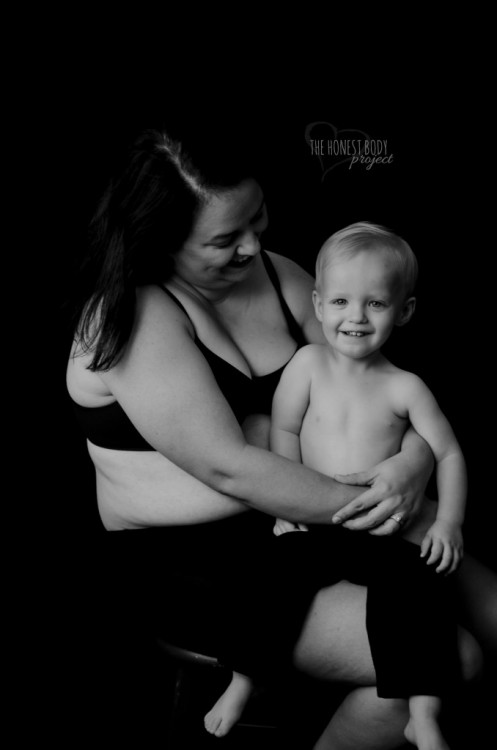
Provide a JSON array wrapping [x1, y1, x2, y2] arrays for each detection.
[[72, 252, 307, 450]]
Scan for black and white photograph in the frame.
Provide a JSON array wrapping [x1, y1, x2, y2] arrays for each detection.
[[52, 74, 496, 749]]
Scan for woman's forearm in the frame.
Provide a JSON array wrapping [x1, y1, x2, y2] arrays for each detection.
[[219, 443, 364, 524]]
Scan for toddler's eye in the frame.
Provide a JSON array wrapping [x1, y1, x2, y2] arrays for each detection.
[[331, 298, 347, 306], [369, 300, 386, 308]]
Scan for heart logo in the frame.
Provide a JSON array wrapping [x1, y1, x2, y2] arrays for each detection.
[[304, 121, 372, 180]]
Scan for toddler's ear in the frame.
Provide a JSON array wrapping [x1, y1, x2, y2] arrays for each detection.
[[395, 296, 416, 327], [312, 290, 323, 322]]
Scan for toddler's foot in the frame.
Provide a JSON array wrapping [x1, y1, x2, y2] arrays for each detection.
[[404, 713, 450, 750], [204, 672, 253, 738]]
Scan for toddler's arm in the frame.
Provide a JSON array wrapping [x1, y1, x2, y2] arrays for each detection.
[[270, 347, 315, 534], [400, 374, 466, 574]]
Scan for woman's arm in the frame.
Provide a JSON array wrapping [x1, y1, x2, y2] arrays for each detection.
[[101, 286, 362, 525]]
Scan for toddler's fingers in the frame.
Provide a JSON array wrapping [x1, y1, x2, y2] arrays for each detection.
[[447, 551, 460, 575], [451, 547, 464, 574], [436, 545, 453, 574], [426, 538, 443, 566], [420, 535, 432, 559]]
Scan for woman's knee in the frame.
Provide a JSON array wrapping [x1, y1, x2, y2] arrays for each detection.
[[457, 627, 483, 683]]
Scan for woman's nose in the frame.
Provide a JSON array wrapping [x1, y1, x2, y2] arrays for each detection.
[[237, 230, 261, 256]]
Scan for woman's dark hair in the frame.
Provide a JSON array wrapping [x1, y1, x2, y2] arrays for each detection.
[[73, 124, 260, 371]]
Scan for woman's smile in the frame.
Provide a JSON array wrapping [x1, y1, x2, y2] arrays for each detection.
[[226, 253, 256, 269], [173, 179, 267, 294]]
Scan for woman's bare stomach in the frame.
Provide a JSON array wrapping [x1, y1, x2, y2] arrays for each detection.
[[88, 441, 247, 530], [89, 426, 437, 538]]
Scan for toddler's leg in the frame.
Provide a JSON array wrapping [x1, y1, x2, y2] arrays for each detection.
[[405, 695, 450, 750], [204, 671, 254, 737], [351, 535, 459, 748], [362, 536, 460, 699]]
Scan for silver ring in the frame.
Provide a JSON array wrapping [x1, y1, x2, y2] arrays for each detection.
[[389, 513, 405, 525]]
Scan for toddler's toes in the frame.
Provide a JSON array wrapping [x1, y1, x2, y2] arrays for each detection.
[[204, 711, 222, 735]]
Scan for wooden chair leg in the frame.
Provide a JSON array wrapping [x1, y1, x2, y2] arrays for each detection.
[[166, 664, 196, 748]]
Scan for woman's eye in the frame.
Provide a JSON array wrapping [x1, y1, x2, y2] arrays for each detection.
[[212, 238, 235, 249]]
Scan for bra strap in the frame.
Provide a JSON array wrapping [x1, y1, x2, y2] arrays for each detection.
[[157, 283, 194, 323], [260, 251, 306, 345]]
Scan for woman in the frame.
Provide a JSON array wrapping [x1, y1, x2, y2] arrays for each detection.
[[68, 125, 495, 749]]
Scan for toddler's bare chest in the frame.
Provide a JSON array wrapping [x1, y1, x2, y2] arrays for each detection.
[[305, 377, 406, 441]]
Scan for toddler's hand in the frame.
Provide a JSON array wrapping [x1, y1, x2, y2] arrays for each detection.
[[273, 519, 308, 536], [420, 519, 463, 574]]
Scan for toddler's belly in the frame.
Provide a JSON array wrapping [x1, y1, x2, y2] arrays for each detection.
[[300, 422, 404, 477]]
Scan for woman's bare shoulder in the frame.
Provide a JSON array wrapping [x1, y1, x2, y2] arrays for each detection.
[[264, 251, 323, 343], [265, 250, 315, 287], [68, 285, 196, 402], [264, 251, 315, 308], [132, 284, 196, 341]]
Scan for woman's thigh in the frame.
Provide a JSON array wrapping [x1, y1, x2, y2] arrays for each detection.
[[291, 554, 495, 693], [292, 580, 376, 685]]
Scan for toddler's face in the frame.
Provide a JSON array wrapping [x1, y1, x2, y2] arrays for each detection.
[[313, 250, 412, 360]]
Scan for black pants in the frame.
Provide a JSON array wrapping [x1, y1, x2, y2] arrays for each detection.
[[219, 525, 460, 699], [98, 515, 459, 700]]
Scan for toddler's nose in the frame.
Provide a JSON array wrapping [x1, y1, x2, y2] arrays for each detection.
[[348, 303, 368, 323]]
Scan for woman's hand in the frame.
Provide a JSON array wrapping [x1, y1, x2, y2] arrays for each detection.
[[331, 431, 434, 535]]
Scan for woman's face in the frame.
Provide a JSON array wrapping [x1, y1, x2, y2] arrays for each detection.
[[173, 179, 268, 293]]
